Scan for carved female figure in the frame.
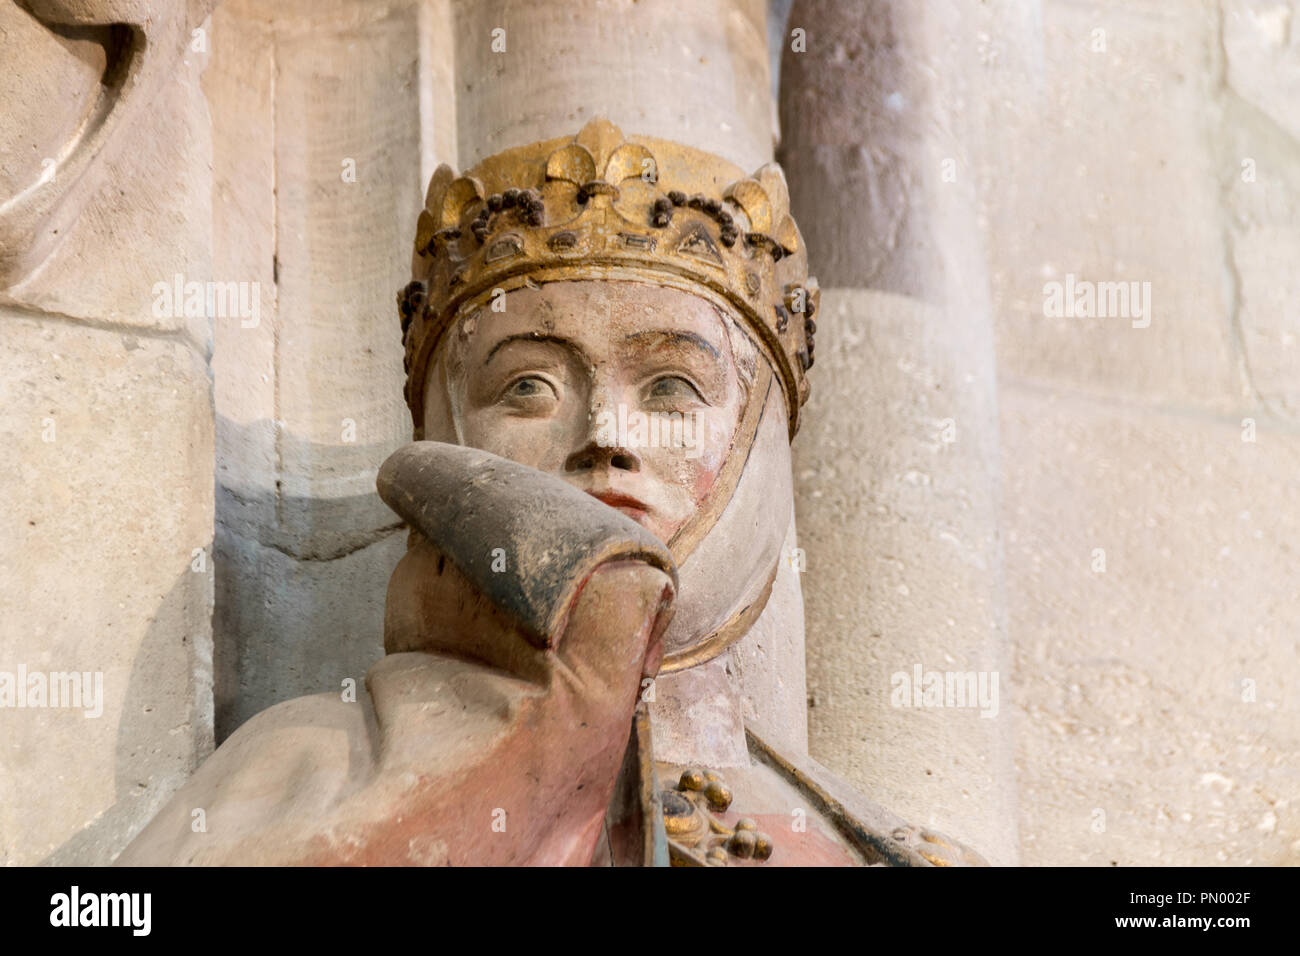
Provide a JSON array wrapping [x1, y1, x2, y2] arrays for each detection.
[[120, 119, 983, 867]]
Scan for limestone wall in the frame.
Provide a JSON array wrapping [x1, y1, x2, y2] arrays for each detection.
[[204, 0, 448, 739], [980, 0, 1300, 865], [0, 0, 218, 865], [780, 0, 1300, 865]]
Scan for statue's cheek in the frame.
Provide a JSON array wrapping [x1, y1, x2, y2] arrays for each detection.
[[687, 409, 742, 475], [460, 407, 579, 474]]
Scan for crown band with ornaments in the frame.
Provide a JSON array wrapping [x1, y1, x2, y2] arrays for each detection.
[[397, 118, 819, 440]]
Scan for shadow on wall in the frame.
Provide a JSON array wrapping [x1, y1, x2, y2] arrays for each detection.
[[212, 414, 408, 744], [42, 415, 407, 864], [40, 562, 210, 866]]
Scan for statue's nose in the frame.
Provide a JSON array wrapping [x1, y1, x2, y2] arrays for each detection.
[[565, 383, 642, 473], [564, 441, 642, 474]]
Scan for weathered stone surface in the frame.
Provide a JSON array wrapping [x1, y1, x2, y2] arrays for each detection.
[[781, 0, 1018, 864], [0, 2, 217, 866], [0, 315, 214, 865], [0, 2, 104, 203], [204, 0, 431, 737], [204, 5, 277, 509], [1, 7, 215, 347], [213, 529, 404, 740], [1001, 385, 1300, 865], [972, 1, 1300, 864], [1223, 0, 1300, 143], [791, 288, 1016, 864], [452, 0, 774, 170], [1214, 1, 1300, 423], [781, 0, 995, 305], [1232, 226, 1300, 418], [977, 0, 1238, 411]]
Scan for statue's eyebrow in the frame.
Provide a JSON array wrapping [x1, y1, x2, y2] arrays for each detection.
[[484, 333, 587, 365], [622, 329, 720, 359]]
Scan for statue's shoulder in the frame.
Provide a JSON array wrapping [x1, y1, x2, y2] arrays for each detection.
[[115, 691, 375, 866]]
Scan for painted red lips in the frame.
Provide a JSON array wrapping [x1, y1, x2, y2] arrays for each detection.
[[585, 489, 650, 522]]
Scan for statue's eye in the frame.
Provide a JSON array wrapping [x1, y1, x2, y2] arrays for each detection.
[[648, 375, 702, 401], [503, 376, 554, 400]]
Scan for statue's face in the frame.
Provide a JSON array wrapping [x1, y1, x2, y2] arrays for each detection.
[[428, 280, 750, 544]]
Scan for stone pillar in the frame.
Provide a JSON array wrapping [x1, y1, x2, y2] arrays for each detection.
[[0, 0, 217, 864], [780, 0, 1019, 862], [204, 0, 454, 739], [451, 0, 773, 170]]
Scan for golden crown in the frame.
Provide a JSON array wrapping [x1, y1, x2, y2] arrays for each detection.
[[398, 118, 819, 439]]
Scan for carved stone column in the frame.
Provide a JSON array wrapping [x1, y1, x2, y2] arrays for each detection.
[[204, 0, 456, 738], [451, 0, 774, 170], [780, 0, 1019, 863]]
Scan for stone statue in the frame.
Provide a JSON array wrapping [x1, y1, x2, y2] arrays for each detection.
[[119, 119, 985, 867]]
